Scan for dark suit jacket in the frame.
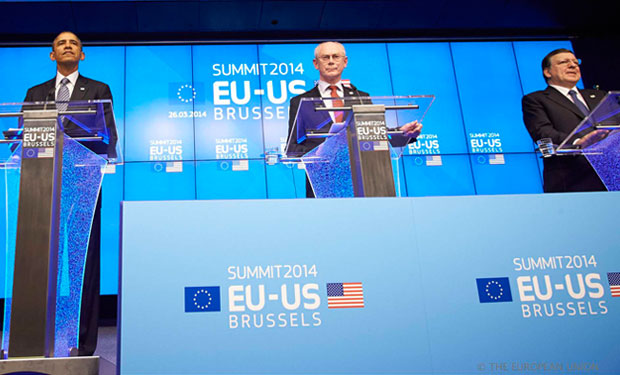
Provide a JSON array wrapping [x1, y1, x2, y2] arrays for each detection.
[[24, 74, 118, 158], [522, 86, 606, 192]]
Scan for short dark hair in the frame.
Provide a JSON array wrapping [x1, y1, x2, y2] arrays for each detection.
[[52, 31, 82, 51], [541, 48, 574, 82]]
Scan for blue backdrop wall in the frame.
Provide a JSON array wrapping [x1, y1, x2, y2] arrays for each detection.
[[0, 39, 578, 295]]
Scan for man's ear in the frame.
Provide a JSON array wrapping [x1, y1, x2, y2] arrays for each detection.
[[543, 68, 551, 79], [50, 51, 56, 62]]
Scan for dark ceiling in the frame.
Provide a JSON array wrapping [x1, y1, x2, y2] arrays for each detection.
[[0, 0, 616, 45]]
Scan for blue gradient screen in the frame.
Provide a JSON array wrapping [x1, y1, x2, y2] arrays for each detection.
[[0, 40, 576, 295]]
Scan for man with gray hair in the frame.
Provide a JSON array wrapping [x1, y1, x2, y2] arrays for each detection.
[[287, 41, 422, 197]]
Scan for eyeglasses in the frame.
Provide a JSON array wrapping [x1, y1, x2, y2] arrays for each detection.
[[556, 58, 581, 67], [318, 54, 345, 62]]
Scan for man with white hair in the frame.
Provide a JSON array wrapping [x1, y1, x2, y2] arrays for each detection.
[[287, 41, 422, 197]]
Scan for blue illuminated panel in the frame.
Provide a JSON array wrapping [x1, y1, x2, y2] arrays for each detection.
[[402, 154, 476, 196], [265, 162, 307, 199], [195, 160, 266, 199], [342, 43, 392, 96], [258, 43, 315, 155], [513, 40, 582, 96], [451, 42, 534, 153], [125, 46, 195, 162], [470, 153, 543, 194], [80, 46, 126, 144], [193, 45, 263, 160], [101, 164, 123, 295], [388, 42, 468, 155], [124, 161, 196, 201]]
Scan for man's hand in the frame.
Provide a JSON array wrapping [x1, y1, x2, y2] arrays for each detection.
[[398, 120, 423, 138], [575, 129, 610, 149]]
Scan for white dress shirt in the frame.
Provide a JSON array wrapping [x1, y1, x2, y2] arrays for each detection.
[[55, 70, 80, 101], [550, 84, 589, 110], [317, 80, 344, 122]]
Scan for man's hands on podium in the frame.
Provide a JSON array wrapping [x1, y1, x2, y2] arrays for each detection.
[[574, 129, 610, 149], [398, 120, 423, 138]]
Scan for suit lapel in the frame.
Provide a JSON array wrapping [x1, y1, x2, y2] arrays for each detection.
[[581, 89, 603, 113], [544, 86, 585, 119], [70, 75, 89, 101]]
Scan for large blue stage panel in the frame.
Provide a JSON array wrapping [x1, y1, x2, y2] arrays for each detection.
[[193, 44, 265, 160], [100, 164, 123, 295], [195, 159, 267, 200], [120, 193, 620, 374], [258, 43, 314, 155], [125, 45, 195, 163], [402, 154, 476, 196], [388, 42, 469, 156], [451, 41, 534, 154], [264, 162, 306, 199], [80, 46, 126, 143], [342, 43, 393, 96], [124, 161, 196, 201], [470, 152, 543, 194]]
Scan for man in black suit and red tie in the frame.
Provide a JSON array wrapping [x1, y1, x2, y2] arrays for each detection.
[[23, 31, 116, 356], [287, 41, 422, 197], [522, 48, 608, 193]]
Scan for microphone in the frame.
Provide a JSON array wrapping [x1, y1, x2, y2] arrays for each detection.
[[43, 84, 56, 111]]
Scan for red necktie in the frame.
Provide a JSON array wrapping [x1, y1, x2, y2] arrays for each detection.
[[329, 85, 344, 123]]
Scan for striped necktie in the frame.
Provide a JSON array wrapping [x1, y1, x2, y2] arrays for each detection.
[[56, 77, 71, 111]]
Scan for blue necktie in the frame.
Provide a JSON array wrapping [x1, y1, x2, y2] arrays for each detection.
[[568, 90, 589, 117], [56, 77, 70, 111]]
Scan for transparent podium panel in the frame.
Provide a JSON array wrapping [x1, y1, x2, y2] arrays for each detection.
[[1, 136, 106, 357], [1, 100, 122, 163], [1, 146, 22, 351], [556, 91, 620, 191], [286, 95, 433, 197], [301, 130, 406, 198], [54, 135, 107, 355], [1, 100, 114, 357], [286, 95, 434, 159]]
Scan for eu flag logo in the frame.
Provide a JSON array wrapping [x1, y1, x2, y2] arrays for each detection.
[[476, 277, 513, 303], [185, 286, 221, 312]]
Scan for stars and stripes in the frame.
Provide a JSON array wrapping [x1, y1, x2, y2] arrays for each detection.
[[326, 282, 364, 309], [426, 155, 442, 166], [489, 154, 505, 165], [608, 272, 620, 297]]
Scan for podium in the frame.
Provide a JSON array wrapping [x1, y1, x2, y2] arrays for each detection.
[[540, 91, 620, 191], [0, 100, 120, 362], [285, 95, 434, 198]]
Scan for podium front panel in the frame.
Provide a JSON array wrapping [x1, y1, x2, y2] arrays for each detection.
[[1, 146, 22, 351], [53, 135, 106, 355]]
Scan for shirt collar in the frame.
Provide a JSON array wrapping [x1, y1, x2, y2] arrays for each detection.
[[549, 84, 577, 97], [318, 80, 343, 95], [56, 70, 80, 88]]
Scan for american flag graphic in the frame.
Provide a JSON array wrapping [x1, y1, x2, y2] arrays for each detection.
[[232, 160, 249, 171], [38, 148, 54, 158], [426, 155, 442, 166], [608, 272, 620, 297], [326, 282, 364, 308], [489, 154, 505, 165], [166, 161, 183, 173]]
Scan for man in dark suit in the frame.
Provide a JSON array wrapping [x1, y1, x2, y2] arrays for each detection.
[[287, 41, 422, 197], [23, 31, 116, 356], [522, 48, 608, 193]]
